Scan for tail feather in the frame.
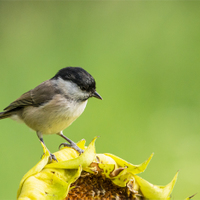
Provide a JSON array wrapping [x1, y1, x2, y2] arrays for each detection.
[[0, 111, 12, 119]]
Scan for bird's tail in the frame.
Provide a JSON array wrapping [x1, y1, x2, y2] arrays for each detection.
[[0, 111, 11, 120]]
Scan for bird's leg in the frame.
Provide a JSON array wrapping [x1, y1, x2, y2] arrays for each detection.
[[57, 131, 84, 154], [36, 131, 58, 162]]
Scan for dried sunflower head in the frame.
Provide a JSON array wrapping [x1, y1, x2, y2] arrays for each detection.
[[17, 137, 179, 200]]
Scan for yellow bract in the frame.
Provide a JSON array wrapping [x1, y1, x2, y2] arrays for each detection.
[[17, 137, 180, 200], [135, 172, 178, 200], [17, 137, 97, 200]]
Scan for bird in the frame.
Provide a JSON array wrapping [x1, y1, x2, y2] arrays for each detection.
[[0, 67, 102, 161]]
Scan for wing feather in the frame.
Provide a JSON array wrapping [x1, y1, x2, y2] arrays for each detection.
[[3, 80, 59, 112], [4, 90, 33, 111]]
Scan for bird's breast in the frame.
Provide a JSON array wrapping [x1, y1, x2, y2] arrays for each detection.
[[21, 95, 88, 134]]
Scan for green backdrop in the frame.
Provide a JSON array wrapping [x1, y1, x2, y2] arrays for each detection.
[[0, 2, 200, 199]]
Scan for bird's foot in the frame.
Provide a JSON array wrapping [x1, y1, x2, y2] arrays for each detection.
[[49, 153, 58, 162], [59, 142, 84, 154]]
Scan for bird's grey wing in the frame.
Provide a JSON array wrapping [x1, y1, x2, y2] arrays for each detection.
[[31, 80, 60, 106], [3, 90, 34, 111], [4, 80, 59, 112]]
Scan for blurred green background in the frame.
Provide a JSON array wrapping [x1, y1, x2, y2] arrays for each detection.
[[0, 2, 200, 199]]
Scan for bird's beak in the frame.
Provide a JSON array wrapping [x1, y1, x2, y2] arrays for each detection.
[[93, 91, 103, 100]]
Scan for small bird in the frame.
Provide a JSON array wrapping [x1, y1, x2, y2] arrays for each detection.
[[0, 67, 102, 161]]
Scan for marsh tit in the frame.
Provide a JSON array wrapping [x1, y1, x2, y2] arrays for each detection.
[[0, 67, 102, 161]]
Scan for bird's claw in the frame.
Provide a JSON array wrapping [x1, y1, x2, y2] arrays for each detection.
[[49, 153, 58, 162], [59, 142, 84, 154]]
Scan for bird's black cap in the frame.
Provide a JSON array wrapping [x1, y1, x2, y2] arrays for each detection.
[[52, 67, 96, 92]]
